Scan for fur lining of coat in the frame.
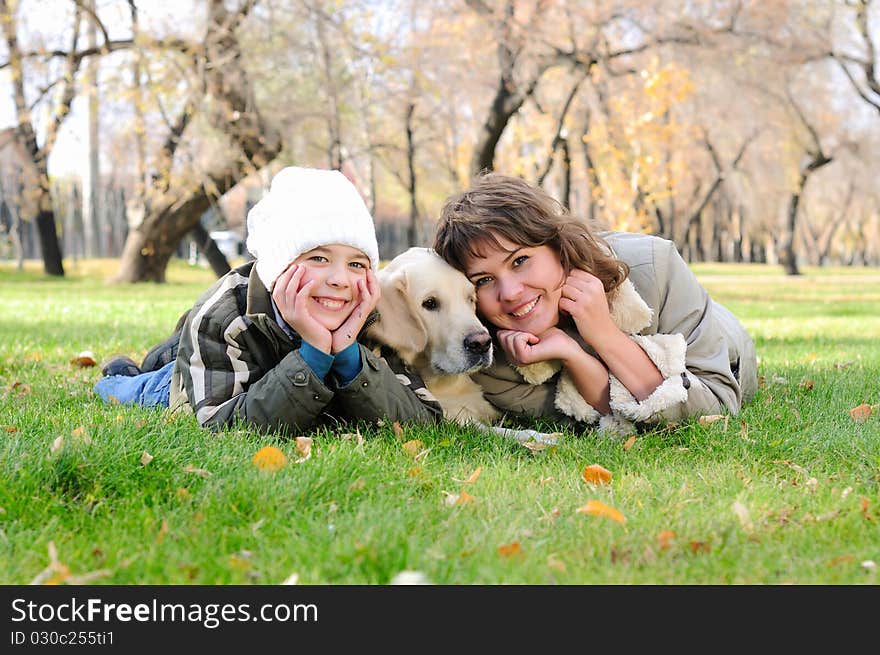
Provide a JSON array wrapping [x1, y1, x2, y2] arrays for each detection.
[[512, 279, 688, 434]]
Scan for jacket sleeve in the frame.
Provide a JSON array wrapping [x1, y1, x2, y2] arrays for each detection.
[[330, 346, 443, 425], [174, 298, 335, 434], [609, 238, 743, 424]]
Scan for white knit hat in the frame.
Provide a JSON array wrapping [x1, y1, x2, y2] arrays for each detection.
[[246, 166, 380, 289]]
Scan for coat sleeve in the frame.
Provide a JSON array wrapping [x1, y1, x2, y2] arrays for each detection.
[[330, 346, 443, 425], [609, 238, 744, 424], [174, 303, 336, 434]]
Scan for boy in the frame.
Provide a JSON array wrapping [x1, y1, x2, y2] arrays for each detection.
[[95, 167, 442, 434]]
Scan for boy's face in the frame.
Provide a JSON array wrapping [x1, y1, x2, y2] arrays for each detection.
[[290, 243, 372, 331]]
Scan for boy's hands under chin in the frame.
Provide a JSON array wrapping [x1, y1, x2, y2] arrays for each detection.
[[330, 269, 380, 354], [272, 264, 333, 353], [496, 327, 579, 367]]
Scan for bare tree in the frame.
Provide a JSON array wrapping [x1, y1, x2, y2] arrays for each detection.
[[113, 0, 282, 282], [832, 0, 880, 115]]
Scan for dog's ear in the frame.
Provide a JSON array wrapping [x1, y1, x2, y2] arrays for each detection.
[[366, 266, 428, 363]]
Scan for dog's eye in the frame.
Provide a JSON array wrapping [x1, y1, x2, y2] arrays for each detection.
[[421, 297, 439, 311]]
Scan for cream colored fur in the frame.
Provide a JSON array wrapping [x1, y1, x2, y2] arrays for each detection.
[[366, 248, 559, 445]]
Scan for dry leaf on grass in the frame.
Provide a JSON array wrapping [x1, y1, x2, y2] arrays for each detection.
[[252, 446, 287, 472], [453, 466, 482, 484], [547, 555, 566, 573], [849, 404, 873, 422], [390, 570, 432, 585], [623, 435, 636, 451], [29, 541, 111, 585], [442, 490, 474, 506], [521, 439, 553, 453], [497, 542, 522, 558], [140, 451, 154, 466], [732, 500, 754, 533], [698, 414, 729, 429], [183, 465, 211, 478], [10, 381, 32, 394], [49, 436, 64, 455], [4, 425, 17, 433], [657, 530, 676, 551], [294, 437, 313, 463], [690, 541, 711, 554], [581, 464, 613, 485], [860, 497, 875, 521], [392, 421, 406, 440], [576, 500, 626, 524], [69, 351, 97, 368], [402, 439, 424, 458]]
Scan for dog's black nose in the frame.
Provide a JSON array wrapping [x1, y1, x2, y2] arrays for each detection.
[[464, 332, 492, 354]]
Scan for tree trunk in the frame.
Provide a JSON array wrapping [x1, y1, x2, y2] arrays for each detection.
[[35, 204, 64, 276], [115, 194, 212, 283], [113, 0, 282, 283], [191, 221, 231, 277], [560, 139, 572, 210], [406, 101, 418, 247], [780, 151, 832, 276]]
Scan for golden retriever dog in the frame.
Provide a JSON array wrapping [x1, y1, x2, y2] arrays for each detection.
[[366, 247, 560, 445]]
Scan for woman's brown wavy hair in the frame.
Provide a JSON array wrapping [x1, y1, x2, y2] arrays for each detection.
[[434, 173, 629, 295]]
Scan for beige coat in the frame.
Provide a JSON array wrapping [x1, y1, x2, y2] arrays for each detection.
[[471, 231, 757, 435]]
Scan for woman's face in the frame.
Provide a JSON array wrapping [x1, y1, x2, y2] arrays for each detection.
[[291, 243, 371, 331], [462, 232, 565, 335]]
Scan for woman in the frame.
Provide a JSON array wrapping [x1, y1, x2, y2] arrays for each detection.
[[433, 173, 757, 435]]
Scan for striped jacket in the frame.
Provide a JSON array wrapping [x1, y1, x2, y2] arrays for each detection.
[[169, 261, 442, 434]]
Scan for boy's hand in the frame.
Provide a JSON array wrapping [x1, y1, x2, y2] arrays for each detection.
[[330, 268, 381, 354], [272, 264, 333, 353]]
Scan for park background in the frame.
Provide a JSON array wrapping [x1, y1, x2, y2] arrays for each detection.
[[0, 0, 878, 585]]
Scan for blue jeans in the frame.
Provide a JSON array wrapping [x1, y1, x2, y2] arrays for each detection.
[[94, 361, 174, 408]]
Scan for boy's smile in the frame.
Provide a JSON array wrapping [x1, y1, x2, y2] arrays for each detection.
[[292, 244, 371, 330]]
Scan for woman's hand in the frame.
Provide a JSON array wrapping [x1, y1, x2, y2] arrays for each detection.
[[497, 326, 580, 366], [272, 264, 333, 353], [330, 268, 381, 355], [559, 269, 618, 347]]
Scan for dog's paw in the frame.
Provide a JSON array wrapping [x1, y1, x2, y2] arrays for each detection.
[[517, 429, 562, 446]]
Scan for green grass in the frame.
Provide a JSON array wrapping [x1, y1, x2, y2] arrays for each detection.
[[1, 259, 878, 584]]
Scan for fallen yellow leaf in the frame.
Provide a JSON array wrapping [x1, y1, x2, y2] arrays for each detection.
[[294, 437, 312, 462], [698, 414, 728, 428], [576, 500, 626, 524], [392, 421, 406, 440], [497, 542, 522, 558], [402, 439, 424, 457], [623, 435, 636, 451], [69, 354, 97, 368], [547, 555, 566, 572], [581, 463, 613, 485], [657, 530, 676, 550], [182, 464, 211, 478], [849, 404, 872, 422], [252, 446, 287, 472], [453, 466, 482, 484]]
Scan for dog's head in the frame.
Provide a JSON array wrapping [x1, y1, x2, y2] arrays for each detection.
[[366, 247, 493, 375]]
